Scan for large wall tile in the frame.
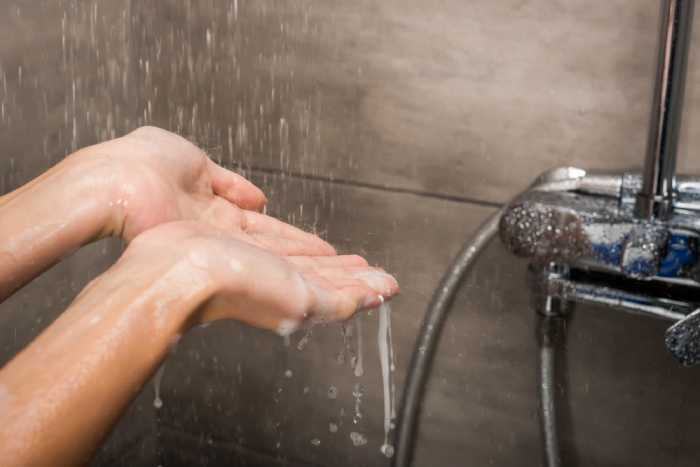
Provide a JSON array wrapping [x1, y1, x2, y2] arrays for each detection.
[[132, 0, 700, 204], [1, 0, 138, 191], [155, 172, 499, 466], [155, 172, 700, 466]]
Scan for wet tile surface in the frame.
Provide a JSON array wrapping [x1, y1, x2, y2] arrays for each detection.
[[132, 0, 700, 204], [155, 171, 497, 467], [0, 1, 137, 192], [155, 172, 700, 467], [158, 425, 319, 467]]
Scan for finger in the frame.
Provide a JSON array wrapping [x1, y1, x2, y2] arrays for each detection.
[[207, 158, 267, 211], [286, 255, 369, 270], [250, 232, 337, 257], [351, 269, 400, 298], [244, 211, 336, 256], [294, 259, 398, 299], [306, 265, 389, 283], [198, 197, 250, 235], [304, 274, 376, 321]]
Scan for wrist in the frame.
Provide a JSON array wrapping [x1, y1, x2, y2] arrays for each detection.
[[107, 245, 219, 338], [62, 146, 126, 240], [0, 152, 117, 298]]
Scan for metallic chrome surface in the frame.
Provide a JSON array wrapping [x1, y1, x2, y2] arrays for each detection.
[[666, 308, 700, 365], [577, 174, 622, 198], [533, 264, 569, 467], [636, 0, 695, 220], [502, 181, 700, 284], [529, 264, 574, 318], [530, 167, 587, 189], [620, 227, 669, 278], [627, 174, 700, 212], [544, 271, 700, 366], [549, 276, 691, 322], [538, 316, 564, 467], [501, 155, 700, 366]]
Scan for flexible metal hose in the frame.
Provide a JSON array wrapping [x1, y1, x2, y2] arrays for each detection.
[[539, 315, 563, 467], [392, 178, 580, 467]]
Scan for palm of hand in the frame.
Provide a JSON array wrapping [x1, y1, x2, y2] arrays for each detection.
[[92, 127, 398, 329], [127, 222, 399, 333], [93, 126, 267, 241]]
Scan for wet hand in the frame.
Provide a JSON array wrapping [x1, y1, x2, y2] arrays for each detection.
[[70, 126, 268, 241], [122, 222, 400, 334]]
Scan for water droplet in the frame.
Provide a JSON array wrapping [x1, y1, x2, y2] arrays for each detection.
[[381, 444, 395, 458], [350, 432, 367, 446], [327, 385, 337, 399]]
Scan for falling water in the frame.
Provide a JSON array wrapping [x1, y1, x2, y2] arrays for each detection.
[[296, 327, 313, 351], [352, 382, 364, 424], [377, 302, 396, 458], [350, 431, 368, 447], [153, 363, 166, 409], [0, 1, 362, 465], [353, 315, 364, 377], [327, 385, 338, 399]]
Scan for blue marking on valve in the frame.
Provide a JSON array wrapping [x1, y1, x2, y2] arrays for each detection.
[[592, 242, 624, 267], [659, 234, 697, 278]]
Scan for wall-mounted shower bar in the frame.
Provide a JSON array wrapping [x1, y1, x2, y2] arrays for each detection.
[[636, 0, 695, 219]]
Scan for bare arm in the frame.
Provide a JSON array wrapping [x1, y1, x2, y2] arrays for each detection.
[[0, 245, 211, 466], [0, 126, 269, 301], [0, 221, 399, 467], [0, 154, 116, 300], [0, 127, 382, 466]]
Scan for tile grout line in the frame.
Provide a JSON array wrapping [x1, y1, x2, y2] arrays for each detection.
[[232, 164, 503, 209]]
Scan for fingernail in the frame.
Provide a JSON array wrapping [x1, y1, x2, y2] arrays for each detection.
[[362, 294, 381, 309]]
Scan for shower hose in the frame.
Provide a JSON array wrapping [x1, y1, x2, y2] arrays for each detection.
[[392, 176, 581, 467]]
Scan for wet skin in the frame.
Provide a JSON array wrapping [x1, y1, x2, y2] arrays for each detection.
[[0, 127, 399, 467]]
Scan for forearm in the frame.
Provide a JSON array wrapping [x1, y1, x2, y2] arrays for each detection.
[[0, 255, 212, 467], [0, 152, 116, 300]]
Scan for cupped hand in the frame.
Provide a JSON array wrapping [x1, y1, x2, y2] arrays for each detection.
[[122, 221, 400, 334], [70, 126, 268, 241]]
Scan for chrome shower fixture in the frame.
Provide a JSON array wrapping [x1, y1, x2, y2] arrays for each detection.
[[500, 0, 700, 366]]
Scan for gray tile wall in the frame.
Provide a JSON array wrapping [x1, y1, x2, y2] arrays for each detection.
[[127, 0, 700, 203], [3, 1, 700, 466]]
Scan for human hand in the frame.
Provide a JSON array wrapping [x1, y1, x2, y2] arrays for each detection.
[[69, 126, 268, 241], [0, 126, 335, 301], [119, 221, 399, 334], [0, 221, 398, 467]]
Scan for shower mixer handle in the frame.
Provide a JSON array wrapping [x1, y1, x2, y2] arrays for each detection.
[[666, 308, 700, 365], [500, 167, 700, 366]]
